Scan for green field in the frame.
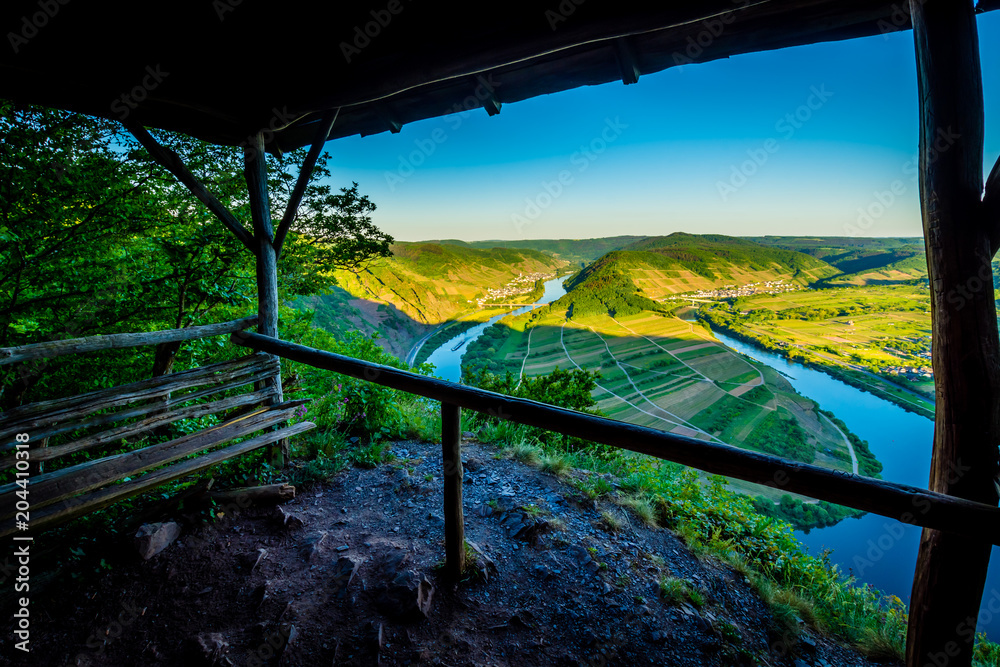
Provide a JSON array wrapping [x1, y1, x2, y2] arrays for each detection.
[[462, 302, 882, 526], [700, 284, 936, 416]]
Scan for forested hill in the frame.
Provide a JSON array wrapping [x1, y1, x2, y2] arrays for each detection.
[[744, 236, 927, 284], [427, 236, 647, 266], [581, 233, 837, 297], [543, 234, 837, 320], [299, 242, 567, 358]]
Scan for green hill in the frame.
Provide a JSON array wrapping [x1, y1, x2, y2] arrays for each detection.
[[544, 233, 839, 320], [744, 236, 927, 284], [300, 242, 568, 358]]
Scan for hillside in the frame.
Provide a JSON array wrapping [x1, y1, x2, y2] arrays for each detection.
[[551, 234, 839, 313], [430, 236, 647, 266], [302, 242, 567, 357], [19, 437, 898, 667], [745, 236, 927, 285]]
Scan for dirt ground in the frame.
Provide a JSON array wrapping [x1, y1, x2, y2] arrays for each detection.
[[2, 437, 901, 666]]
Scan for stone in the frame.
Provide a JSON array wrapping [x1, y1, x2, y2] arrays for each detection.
[[375, 570, 434, 621], [188, 632, 228, 666], [331, 556, 362, 599], [298, 531, 328, 561], [134, 522, 182, 560], [276, 506, 305, 530]]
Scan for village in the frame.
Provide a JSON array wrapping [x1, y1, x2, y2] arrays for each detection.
[[883, 365, 934, 380], [671, 279, 801, 301], [475, 272, 552, 307]]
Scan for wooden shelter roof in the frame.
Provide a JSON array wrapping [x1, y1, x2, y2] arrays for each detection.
[[2, 0, 996, 153]]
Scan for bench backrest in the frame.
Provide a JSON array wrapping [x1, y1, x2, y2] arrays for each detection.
[[0, 318, 314, 536]]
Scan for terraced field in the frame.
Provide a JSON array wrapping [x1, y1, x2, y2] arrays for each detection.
[[501, 309, 857, 478]]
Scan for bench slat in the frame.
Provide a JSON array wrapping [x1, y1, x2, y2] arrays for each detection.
[[0, 366, 279, 450], [0, 420, 315, 538], [0, 401, 305, 514], [0, 355, 277, 440], [0, 353, 273, 426], [0, 387, 277, 470]]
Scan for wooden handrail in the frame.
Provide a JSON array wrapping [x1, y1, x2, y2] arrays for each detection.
[[231, 331, 1000, 545], [0, 316, 259, 366]]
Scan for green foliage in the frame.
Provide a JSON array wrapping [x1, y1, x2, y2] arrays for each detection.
[[462, 322, 519, 377], [658, 576, 704, 607], [752, 495, 861, 530], [555, 266, 667, 319], [464, 366, 611, 455], [1, 100, 391, 409], [742, 409, 815, 463]]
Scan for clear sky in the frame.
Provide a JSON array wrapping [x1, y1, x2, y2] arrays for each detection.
[[322, 14, 1000, 243]]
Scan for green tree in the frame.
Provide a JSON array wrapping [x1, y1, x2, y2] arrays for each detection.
[[0, 101, 392, 407]]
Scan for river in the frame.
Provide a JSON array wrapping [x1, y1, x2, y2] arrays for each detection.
[[713, 330, 1000, 639], [421, 287, 1000, 637], [422, 276, 569, 383]]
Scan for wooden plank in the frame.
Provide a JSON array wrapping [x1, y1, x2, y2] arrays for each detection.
[[0, 421, 316, 538], [905, 2, 998, 666], [0, 367, 278, 449], [0, 388, 276, 470], [0, 316, 258, 367], [231, 330, 1000, 545], [441, 402, 465, 579], [208, 483, 296, 505], [0, 355, 277, 438], [273, 109, 339, 260], [0, 353, 270, 424], [0, 401, 304, 514], [124, 122, 255, 252]]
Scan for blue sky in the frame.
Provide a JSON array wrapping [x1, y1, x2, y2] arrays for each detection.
[[323, 14, 1000, 242]]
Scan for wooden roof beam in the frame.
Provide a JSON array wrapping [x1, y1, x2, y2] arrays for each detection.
[[613, 38, 641, 85], [124, 122, 255, 253], [274, 108, 338, 260]]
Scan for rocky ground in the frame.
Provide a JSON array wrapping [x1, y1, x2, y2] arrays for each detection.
[[5, 436, 902, 666]]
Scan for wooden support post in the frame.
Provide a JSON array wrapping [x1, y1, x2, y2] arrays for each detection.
[[244, 132, 286, 465], [907, 2, 1000, 665], [441, 402, 465, 579]]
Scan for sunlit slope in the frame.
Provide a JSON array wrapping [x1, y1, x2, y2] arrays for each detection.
[[545, 234, 839, 318], [331, 242, 567, 325], [569, 234, 840, 301], [490, 306, 867, 478]]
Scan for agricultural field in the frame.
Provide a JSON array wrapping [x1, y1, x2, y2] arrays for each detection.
[[471, 305, 880, 522], [701, 285, 936, 411]]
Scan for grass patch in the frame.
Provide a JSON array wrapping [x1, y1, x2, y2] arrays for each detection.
[[658, 576, 704, 607], [504, 441, 543, 466], [538, 453, 571, 477], [617, 494, 658, 528], [600, 510, 624, 533]]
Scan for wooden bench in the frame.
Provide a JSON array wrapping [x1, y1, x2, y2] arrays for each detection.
[[0, 318, 314, 537]]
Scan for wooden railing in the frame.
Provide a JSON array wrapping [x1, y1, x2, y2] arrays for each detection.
[[230, 330, 1000, 578]]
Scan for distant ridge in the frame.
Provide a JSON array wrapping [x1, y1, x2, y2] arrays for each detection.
[[424, 236, 648, 265]]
